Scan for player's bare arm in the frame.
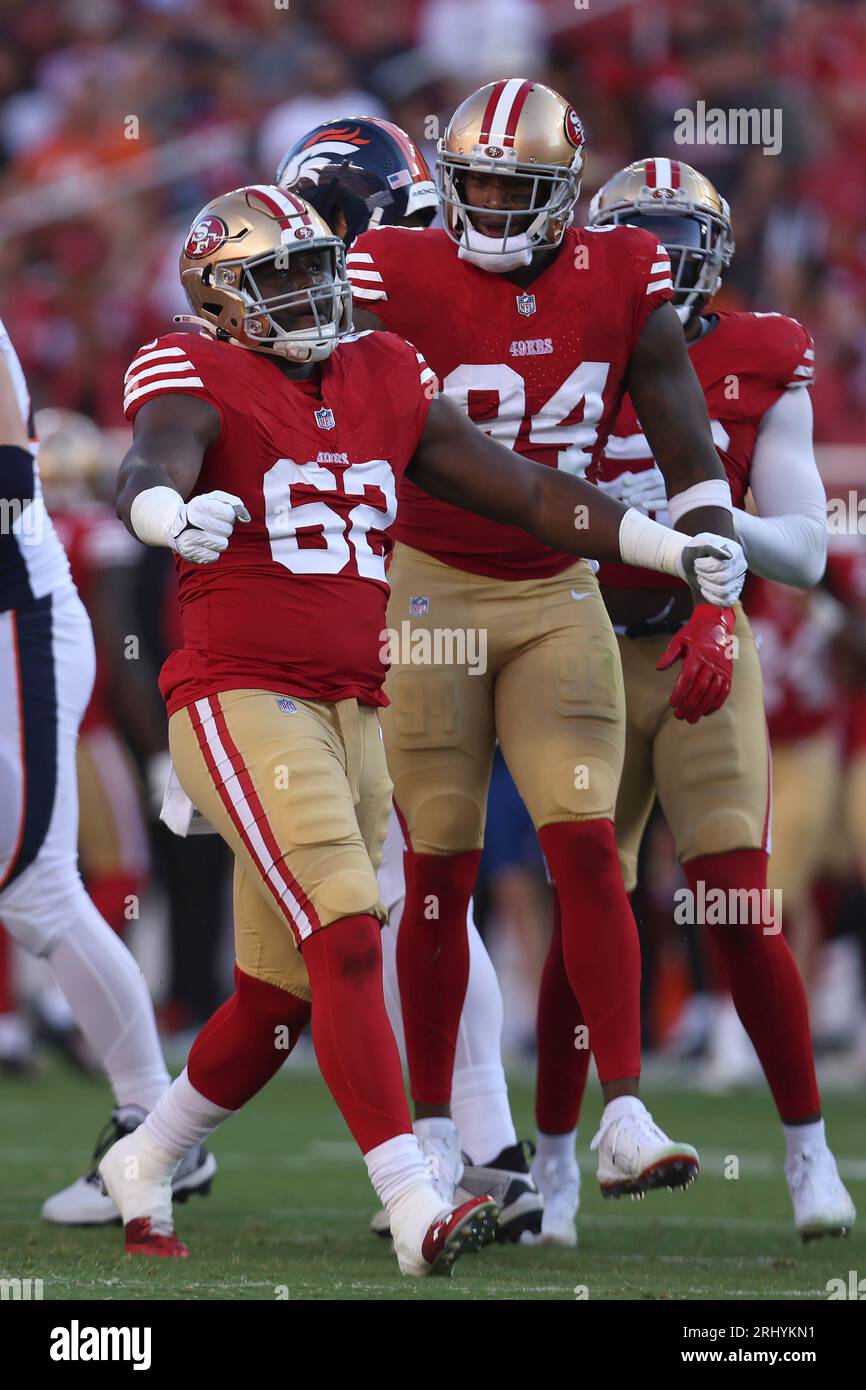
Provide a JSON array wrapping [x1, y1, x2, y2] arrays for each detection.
[[116, 394, 249, 563], [116, 394, 218, 523], [408, 393, 744, 606], [624, 302, 735, 540]]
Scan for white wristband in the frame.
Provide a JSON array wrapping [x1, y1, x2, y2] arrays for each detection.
[[618, 507, 687, 578], [130, 485, 184, 548], [667, 479, 733, 526]]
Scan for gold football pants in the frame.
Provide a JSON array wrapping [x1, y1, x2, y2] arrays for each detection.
[[169, 690, 392, 1000], [380, 543, 626, 854], [613, 603, 771, 892]]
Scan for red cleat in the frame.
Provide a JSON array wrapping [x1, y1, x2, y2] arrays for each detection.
[[124, 1217, 189, 1258], [421, 1195, 499, 1276]]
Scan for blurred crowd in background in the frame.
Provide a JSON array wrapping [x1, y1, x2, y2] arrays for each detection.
[[1, 0, 865, 1084]]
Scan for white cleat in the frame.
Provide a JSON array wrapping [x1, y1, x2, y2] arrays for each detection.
[[522, 1154, 580, 1247], [369, 1121, 465, 1239], [414, 1119, 464, 1206], [591, 1100, 699, 1199], [98, 1126, 189, 1257], [390, 1184, 499, 1278], [42, 1104, 216, 1226], [786, 1145, 856, 1242]]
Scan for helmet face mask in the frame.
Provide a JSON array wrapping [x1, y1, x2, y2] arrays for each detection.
[[588, 160, 734, 323], [435, 79, 585, 268], [437, 153, 579, 257], [216, 241, 352, 361], [180, 187, 353, 363]]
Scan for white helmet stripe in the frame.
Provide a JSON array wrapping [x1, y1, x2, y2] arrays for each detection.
[[246, 184, 307, 220], [488, 78, 530, 141], [653, 157, 673, 189]]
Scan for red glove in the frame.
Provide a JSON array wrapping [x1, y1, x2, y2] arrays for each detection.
[[656, 605, 736, 724]]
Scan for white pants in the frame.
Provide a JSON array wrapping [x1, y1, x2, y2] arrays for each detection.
[[0, 585, 97, 954]]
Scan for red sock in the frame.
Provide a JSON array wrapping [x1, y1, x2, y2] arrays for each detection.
[[538, 820, 641, 1083], [395, 846, 480, 1106], [535, 889, 591, 1134], [87, 872, 142, 936], [187, 964, 310, 1110], [302, 913, 412, 1153], [0, 926, 16, 1015], [684, 850, 821, 1122]]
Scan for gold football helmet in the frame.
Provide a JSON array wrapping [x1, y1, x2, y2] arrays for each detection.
[[588, 157, 734, 322], [436, 78, 585, 259], [178, 185, 352, 363], [35, 408, 104, 508]]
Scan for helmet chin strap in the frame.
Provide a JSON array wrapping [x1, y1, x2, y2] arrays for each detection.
[[172, 314, 332, 363], [173, 313, 217, 333], [457, 222, 533, 272]]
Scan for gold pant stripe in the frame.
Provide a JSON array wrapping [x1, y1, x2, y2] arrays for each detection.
[[188, 693, 320, 941]]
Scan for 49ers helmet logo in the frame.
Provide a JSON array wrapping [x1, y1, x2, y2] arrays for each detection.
[[184, 215, 228, 259], [564, 107, 585, 149]]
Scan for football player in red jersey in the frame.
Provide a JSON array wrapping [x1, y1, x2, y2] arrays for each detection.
[[96, 184, 743, 1271], [526, 158, 854, 1245], [346, 80, 748, 1203]]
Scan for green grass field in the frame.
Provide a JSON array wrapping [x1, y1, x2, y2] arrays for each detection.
[[1, 1059, 863, 1301]]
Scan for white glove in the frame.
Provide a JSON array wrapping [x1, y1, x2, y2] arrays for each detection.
[[598, 466, 670, 519], [678, 532, 748, 607], [168, 490, 250, 563]]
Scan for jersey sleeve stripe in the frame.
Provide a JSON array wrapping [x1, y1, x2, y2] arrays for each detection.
[[124, 345, 189, 379], [124, 376, 205, 409], [646, 277, 673, 293], [346, 252, 374, 264], [126, 360, 197, 386], [419, 367, 436, 386], [346, 268, 383, 282], [803, 347, 815, 360], [650, 260, 670, 273], [350, 285, 388, 301]]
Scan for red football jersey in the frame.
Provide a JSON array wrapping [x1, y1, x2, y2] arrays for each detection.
[[745, 576, 839, 742], [347, 223, 673, 579], [123, 330, 434, 714], [592, 310, 815, 589], [52, 505, 140, 731]]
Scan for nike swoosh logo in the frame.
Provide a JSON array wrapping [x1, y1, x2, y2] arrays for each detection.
[[571, 590, 591, 601]]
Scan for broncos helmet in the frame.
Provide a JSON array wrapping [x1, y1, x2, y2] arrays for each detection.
[[276, 117, 437, 245]]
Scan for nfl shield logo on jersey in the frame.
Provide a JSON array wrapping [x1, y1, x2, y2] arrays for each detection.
[[315, 407, 336, 430], [409, 596, 430, 616], [516, 293, 536, 317]]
